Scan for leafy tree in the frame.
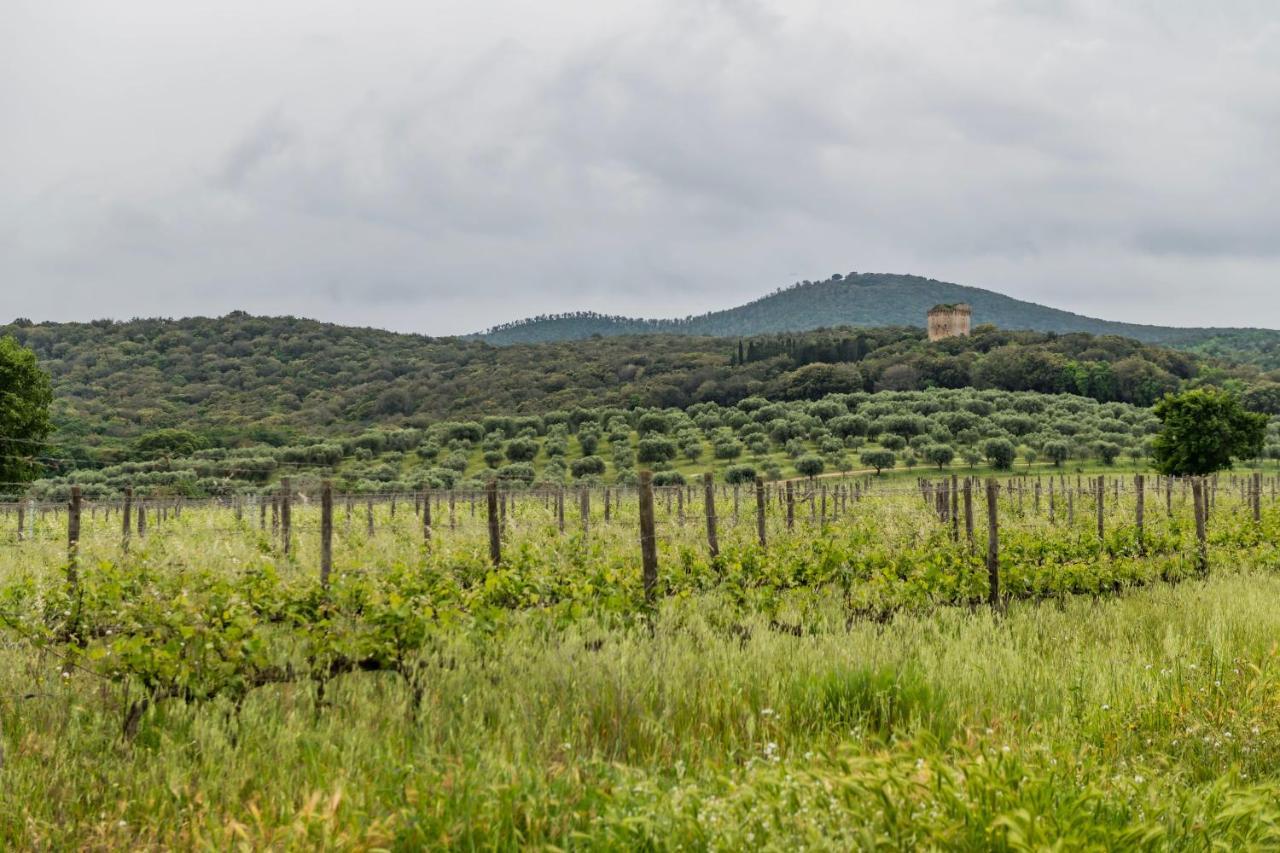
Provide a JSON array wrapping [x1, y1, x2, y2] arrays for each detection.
[[1042, 441, 1070, 467], [504, 437, 539, 462], [1094, 442, 1121, 466], [637, 437, 678, 464], [0, 336, 54, 485], [795, 454, 825, 478], [724, 464, 757, 484], [133, 429, 206, 460], [1150, 389, 1267, 476], [983, 438, 1016, 470], [923, 444, 955, 469], [713, 440, 743, 460], [880, 434, 907, 451], [860, 449, 895, 475], [570, 456, 606, 478], [482, 450, 504, 468], [652, 470, 686, 487]]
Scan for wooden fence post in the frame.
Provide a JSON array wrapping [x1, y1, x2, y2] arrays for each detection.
[[138, 499, 147, 539], [785, 481, 794, 531], [1192, 477, 1208, 575], [67, 485, 82, 586], [487, 480, 502, 566], [422, 489, 432, 549], [580, 488, 590, 537], [639, 471, 659, 604], [320, 480, 333, 586], [16, 502, 24, 543], [755, 476, 767, 548], [964, 477, 974, 549], [1135, 474, 1145, 555], [985, 478, 1000, 609], [121, 486, 133, 551], [280, 477, 292, 557], [1254, 472, 1262, 525], [703, 472, 719, 559], [1096, 476, 1105, 541]]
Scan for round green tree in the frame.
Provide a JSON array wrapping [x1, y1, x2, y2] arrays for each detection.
[[0, 336, 53, 485], [1151, 388, 1266, 476]]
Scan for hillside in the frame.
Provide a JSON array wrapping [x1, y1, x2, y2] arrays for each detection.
[[477, 272, 1280, 367], [3, 313, 1273, 462]]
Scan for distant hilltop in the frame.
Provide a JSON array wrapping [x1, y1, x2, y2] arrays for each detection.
[[471, 272, 1279, 367]]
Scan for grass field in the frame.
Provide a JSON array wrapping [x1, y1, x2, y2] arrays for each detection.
[[3, 471, 1279, 847]]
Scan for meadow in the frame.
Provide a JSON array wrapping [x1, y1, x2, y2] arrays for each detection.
[[4, 470, 1280, 848]]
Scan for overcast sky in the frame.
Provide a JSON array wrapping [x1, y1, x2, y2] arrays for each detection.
[[3, 1, 1279, 335]]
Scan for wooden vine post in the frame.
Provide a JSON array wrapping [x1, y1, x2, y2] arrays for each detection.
[[67, 485, 82, 587], [486, 480, 502, 566], [280, 477, 293, 558], [121, 485, 133, 551], [1192, 477, 1208, 575], [985, 478, 1000, 609], [1135, 474, 1145, 555], [755, 476, 767, 548], [963, 477, 974, 550], [639, 470, 659, 605], [422, 489, 432, 549], [785, 481, 795, 531], [320, 480, 333, 587], [703, 472, 719, 559], [1096, 476, 1105, 541]]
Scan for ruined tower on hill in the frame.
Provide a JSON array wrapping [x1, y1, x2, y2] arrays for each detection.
[[927, 303, 972, 342]]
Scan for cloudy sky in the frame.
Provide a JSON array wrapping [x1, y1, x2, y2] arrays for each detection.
[[3, 1, 1279, 335]]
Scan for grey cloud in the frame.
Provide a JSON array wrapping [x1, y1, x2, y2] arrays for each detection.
[[2, 0, 1280, 334]]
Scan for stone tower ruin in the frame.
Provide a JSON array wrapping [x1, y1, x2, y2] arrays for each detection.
[[927, 303, 972, 342]]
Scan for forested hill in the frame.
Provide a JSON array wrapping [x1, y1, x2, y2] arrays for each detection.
[[477, 272, 1280, 366], [3, 313, 1278, 456]]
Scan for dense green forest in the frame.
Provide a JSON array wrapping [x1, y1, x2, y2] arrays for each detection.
[[478, 272, 1280, 369], [5, 314, 1278, 465]]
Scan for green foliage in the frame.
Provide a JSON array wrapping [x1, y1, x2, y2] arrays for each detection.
[[132, 429, 206, 459], [724, 464, 757, 484], [0, 336, 53, 484], [1151, 389, 1268, 477], [570, 456, 606, 478], [922, 444, 955, 469], [794, 454, 825, 478], [983, 438, 1016, 470], [860, 449, 895, 475], [1, 312, 1260, 463]]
